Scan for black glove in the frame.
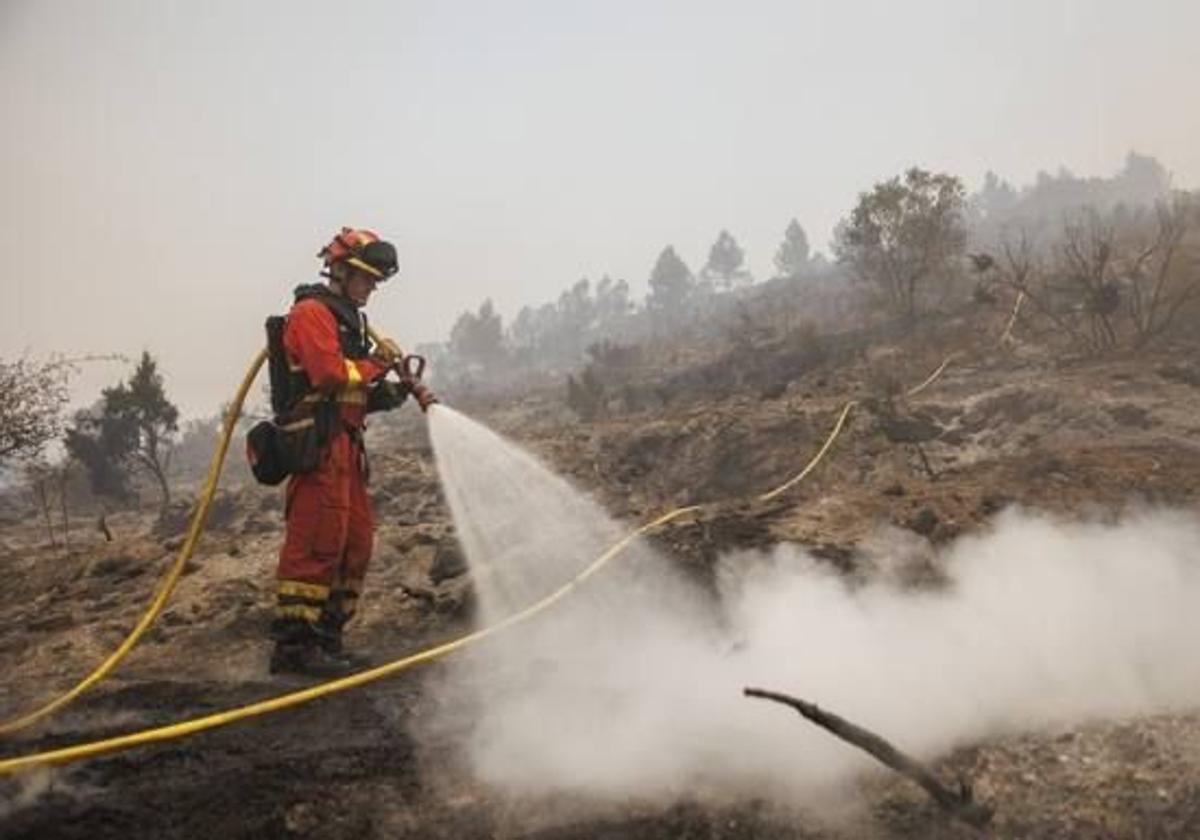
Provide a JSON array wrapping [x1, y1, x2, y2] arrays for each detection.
[[365, 379, 407, 414]]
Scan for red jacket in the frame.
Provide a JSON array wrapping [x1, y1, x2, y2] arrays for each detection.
[[283, 298, 388, 427]]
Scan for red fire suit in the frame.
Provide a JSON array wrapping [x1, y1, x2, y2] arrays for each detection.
[[274, 297, 389, 629]]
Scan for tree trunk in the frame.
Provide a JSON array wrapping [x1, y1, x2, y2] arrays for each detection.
[[31, 480, 56, 548], [153, 463, 171, 512], [58, 468, 70, 558]]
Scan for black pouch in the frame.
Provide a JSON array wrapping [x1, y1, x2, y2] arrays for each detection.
[[246, 420, 290, 486], [275, 412, 323, 475], [245, 403, 331, 486]]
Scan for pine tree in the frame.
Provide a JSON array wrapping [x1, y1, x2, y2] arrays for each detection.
[[646, 246, 694, 326], [703, 230, 751, 290], [104, 351, 180, 508], [773, 218, 810, 278]]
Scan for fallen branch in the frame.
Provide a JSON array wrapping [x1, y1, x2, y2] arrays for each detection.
[[744, 687, 992, 828]]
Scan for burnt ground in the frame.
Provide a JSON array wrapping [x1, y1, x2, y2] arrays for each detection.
[[4, 319, 1200, 838]]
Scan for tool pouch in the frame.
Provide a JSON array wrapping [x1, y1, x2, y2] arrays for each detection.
[[245, 401, 334, 486], [246, 420, 289, 486]]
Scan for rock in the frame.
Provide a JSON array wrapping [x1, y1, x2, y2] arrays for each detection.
[[430, 541, 468, 585], [933, 519, 962, 542], [979, 494, 1012, 515], [89, 555, 144, 582], [877, 413, 943, 444], [906, 507, 939, 537], [89, 556, 126, 578], [809, 541, 855, 572], [759, 382, 787, 400]]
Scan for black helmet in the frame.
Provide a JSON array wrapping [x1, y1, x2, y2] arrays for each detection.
[[319, 227, 399, 280]]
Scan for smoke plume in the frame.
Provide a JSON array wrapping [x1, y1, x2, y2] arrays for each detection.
[[428, 407, 1200, 805]]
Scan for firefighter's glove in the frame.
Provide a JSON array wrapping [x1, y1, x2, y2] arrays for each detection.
[[366, 380, 407, 414], [372, 337, 404, 368]]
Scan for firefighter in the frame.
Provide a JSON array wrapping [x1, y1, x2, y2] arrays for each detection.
[[270, 227, 437, 677]]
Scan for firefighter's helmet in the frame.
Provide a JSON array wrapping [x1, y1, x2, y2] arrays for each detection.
[[318, 227, 398, 280]]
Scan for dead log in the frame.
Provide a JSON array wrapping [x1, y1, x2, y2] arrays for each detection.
[[744, 687, 992, 828]]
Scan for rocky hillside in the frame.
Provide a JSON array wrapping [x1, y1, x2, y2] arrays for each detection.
[[3, 314, 1200, 838]]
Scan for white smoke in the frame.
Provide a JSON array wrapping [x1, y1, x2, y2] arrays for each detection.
[[427, 406, 1200, 805]]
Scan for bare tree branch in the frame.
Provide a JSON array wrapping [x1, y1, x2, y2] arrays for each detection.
[[744, 687, 993, 828]]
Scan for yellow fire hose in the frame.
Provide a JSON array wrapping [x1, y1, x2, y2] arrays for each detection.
[[0, 328, 404, 737], [0, 337, 963, 775], [759, 402, 856, 503], [0, 349, 268, 738], [1000, 292, 1025, 345], [0, 498, 706, 775], [904, 354, 955, 399], [0, 389, 858, 775]]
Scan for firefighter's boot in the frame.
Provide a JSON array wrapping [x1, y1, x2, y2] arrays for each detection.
[[269, 617, 356, 678], [316, 595, 373, 670]]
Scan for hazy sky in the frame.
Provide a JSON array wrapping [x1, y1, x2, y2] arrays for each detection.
[[3, 0, 1198, 417]]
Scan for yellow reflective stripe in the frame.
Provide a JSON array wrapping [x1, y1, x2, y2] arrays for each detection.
[[275, 604, 322, 622], [278, 581, 330, 601], [345, 257, 384, 279], [344, 360, 363, 387], [297, 390, 366, 405]]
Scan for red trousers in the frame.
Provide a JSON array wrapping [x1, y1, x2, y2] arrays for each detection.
[[276, 430, 373, 625]]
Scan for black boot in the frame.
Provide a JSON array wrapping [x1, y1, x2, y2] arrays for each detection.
[[316, 593, 373, 669], [268, 617, 357, 678], [317, 630, 373, 669]]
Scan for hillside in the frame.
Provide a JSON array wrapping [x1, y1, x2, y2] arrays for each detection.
[[4, 312, 1200, 839]]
